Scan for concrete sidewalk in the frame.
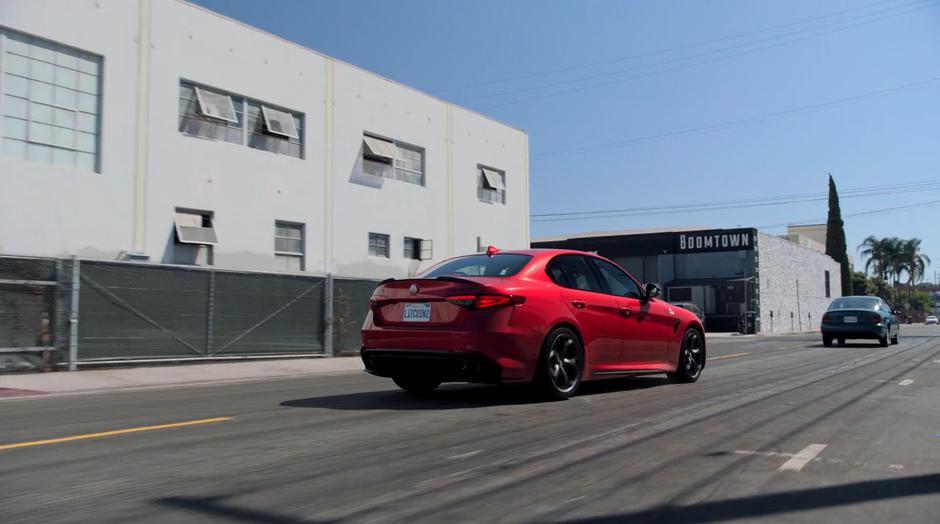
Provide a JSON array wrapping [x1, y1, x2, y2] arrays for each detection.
[[0, 357, 365, 397]]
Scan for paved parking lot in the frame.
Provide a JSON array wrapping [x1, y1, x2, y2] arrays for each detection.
[[1, 327, 938, 523]]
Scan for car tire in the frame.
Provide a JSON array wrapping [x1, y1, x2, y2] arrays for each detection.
[[891, 332, 899, 345], [879, 333, 889, 347], [392, 375, 441, 395], [673, 328, 705, 383], [535, 327, 583, 401], [823, 335, 833, 347]]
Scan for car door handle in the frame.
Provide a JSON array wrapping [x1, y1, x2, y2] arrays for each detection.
[[572, 300, 587, 309], [620, 306, 633, 317]]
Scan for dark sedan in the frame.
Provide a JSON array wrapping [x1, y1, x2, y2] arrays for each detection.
[[821, 296, 899, 347]]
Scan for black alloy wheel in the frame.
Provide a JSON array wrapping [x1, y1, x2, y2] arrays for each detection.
[[673, 328, 705, 383], [536, 327, 583, 401]]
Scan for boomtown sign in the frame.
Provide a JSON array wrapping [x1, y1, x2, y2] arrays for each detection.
[[675, 229, 756, 253]]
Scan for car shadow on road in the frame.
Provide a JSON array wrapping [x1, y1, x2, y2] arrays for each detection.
[[280, 376, 670, 411], [557, 473, 940, 523]]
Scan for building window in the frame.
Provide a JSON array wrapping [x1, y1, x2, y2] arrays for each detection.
[[274, 221, 304, 271], [404, 237, 433, 260], [1, 29, 101, 172], [478, 165, 506, 204], [178, 80, 303, 159], [368, 232, 390, 258], [361, 133, 424, 186], [179, 82, 243, 145], [824, 270, 831, 298], [173, 209, 216, 266], [247, 100, 303, 158]]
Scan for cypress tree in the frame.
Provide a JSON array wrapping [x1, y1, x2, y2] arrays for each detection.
[[825, 174, 852, 296]]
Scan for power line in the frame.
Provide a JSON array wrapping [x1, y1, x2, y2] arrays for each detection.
[[533, 77, 940, 157], [430, 0, 909, 94], [755, 199, 940, 229], [531, 180, 940, 218], [476, 0, 936, 109], [530, 181, 940, 222], [468, 0, 931, 104]]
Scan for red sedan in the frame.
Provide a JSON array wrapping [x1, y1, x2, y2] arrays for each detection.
[[361, 248, 706, 400]]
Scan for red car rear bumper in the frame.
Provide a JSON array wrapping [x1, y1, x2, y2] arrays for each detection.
[[361, 322, 539, 383]]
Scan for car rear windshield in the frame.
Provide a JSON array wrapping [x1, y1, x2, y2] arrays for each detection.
[[421, 254, 533, 278], [828, 297, 879, 310]]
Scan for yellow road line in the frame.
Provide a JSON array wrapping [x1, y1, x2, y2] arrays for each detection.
[[0, 417, 231, 451], [710, 352, 751, 361]]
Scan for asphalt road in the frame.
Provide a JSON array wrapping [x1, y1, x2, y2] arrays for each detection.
[[2, 327, 939, 523]]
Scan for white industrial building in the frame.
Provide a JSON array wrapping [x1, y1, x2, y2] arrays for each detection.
[[0, 0, 529, 279]]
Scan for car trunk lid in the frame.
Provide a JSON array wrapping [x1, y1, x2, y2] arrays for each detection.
[[370, 277, 489, 328]]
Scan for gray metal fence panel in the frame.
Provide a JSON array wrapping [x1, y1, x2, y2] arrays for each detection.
[[211, 272, 325, 355], [0, 256, 68, 370], [78, 261, 211, 360], [332, 278, 380, 356], [0, 255, 364, 369]]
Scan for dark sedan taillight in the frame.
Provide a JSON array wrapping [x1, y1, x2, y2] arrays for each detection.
[[822, 314, 831, 324], [446, 294, 525, 309], [871, 313, 883, 323]]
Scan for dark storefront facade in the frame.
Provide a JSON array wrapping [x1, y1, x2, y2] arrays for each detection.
[[533, 228, 760, 332]]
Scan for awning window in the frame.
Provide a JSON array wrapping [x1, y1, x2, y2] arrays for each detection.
[[261, 105, 299, 139], [363, 135, 404, 161], [194, 86, 238, 123], [481, 167, 506, 191], [175, 212, 218, 245]]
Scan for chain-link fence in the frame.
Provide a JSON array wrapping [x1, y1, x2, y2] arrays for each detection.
[[0, 255, 379, 371]]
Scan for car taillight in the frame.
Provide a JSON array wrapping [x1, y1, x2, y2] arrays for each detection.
[[871, 313, 882, 323], [822, 314, 830, 324], [368, 288, 385, 310], [446, 294, 524, 309]]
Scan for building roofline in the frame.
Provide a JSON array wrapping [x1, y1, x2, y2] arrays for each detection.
[[175, 0, 527, 135], [532, 226, 717, 243]]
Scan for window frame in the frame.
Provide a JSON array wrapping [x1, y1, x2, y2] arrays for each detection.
[[1, 29, 102, 172], [368, 232, 390, 258], [545, 254, 605, 294], [362, 132, 425, 186], [403, 236, 421, 260], [274, 220, 305, 271], [588, 256, 645, 299], [824, 270, 831, 298], [174, 208, 218, 246], [477, 164, 506, 204], [179, 80, 304, 159], [193, 85, 238, 123]]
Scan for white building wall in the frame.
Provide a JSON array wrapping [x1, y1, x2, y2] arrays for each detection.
[[0, 0, 528, 279], [147, 0, 328, 271], [0, 0, 139, 259], [758, 232, 842, 334]]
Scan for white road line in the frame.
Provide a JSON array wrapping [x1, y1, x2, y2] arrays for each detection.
[[898, 379, 914, 386], [778, 443, 828, 472], [447, 449, 483, 460], [932, 360, 940, 364]]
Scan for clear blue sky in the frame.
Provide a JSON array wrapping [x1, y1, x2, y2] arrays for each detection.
[[191, 0, 940, 282]]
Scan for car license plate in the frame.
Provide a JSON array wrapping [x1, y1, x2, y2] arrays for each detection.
[[403, 303, 431, 322], [844, 316, 857, 323]]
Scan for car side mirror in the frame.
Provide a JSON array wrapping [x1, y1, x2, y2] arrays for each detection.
[[644, 282, 662, 301]]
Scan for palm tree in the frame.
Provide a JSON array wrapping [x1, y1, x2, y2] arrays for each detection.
[[858, 236, 902, 282], [898, 238, 931, 299], [858, 235, 887, 280], [883, 237, 905, 287]]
